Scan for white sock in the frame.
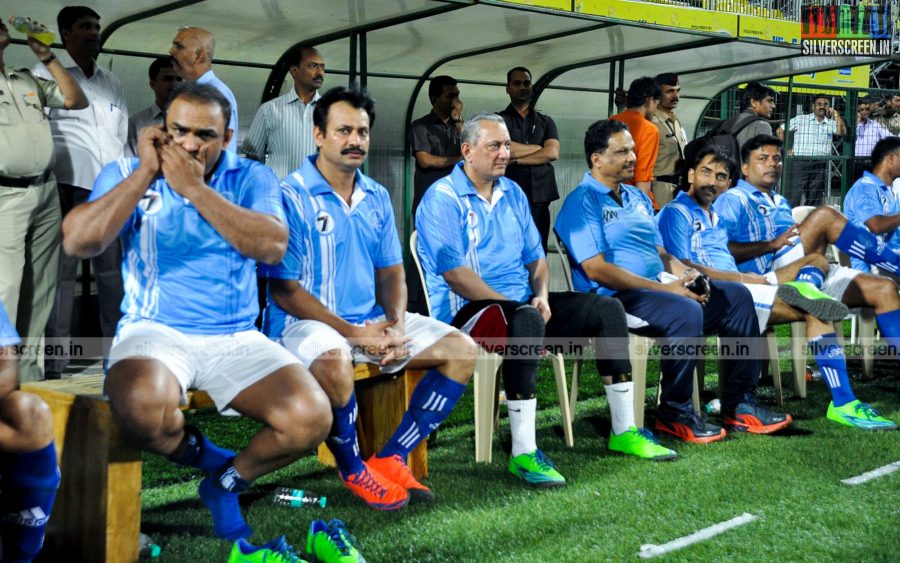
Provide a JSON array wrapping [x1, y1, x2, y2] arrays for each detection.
[[605, 381, 635, 435], [507, 398, 537, 457]]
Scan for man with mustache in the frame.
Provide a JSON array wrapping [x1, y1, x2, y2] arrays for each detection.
[[777, 94, 846, 206], [555, 120, 789, 443], [243, 46, 325, 179], [33, 5, 128, 380], [713, 134, 900, 430], [733, 82, 777, 153], [658, 141, 894, 431], [169, 25, 239, 153], [650, 73, 686, 207], [126, 56, 182, 157], [62, 82, 332, 543], [264, 87, 476, 511]]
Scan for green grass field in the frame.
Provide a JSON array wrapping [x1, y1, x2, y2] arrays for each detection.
[[140, 338, 900, 562]]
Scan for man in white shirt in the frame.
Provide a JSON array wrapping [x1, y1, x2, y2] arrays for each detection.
[[34, 6, 128, 379], [169, 26, 239, 152], [242, 46, 324, 179], [126, 56, 182, 156], [777, 94, 846, 207]]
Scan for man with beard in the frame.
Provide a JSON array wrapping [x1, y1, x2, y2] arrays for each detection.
[[499, 66, 560, 250], [713, 134, 900, 430], [243, 46, 325, 179], [34, 6, 127, 379]]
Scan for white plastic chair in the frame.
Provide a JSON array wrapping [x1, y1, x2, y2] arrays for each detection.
[[410, 232, 573, 462]]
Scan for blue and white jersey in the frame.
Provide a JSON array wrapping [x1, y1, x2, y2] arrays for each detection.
[[0, 300, 21, 347], [843, 171, 900, 272], [713, 179, 794, 274], [554, 172, 664, 295], [415, 162, 543, 324], [90, 151, 284, 335], [262, 156, 403, 335], [657, 191, 738, 272]]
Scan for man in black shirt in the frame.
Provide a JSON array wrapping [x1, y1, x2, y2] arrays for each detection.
[[499, 67, 560, 251], [410, 75, 462, 215]]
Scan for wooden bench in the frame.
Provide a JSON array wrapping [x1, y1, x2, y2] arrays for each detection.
[[23, 364, 426, 563]]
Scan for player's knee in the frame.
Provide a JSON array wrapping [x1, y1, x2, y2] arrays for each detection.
[[667, 297, 703, 336], [509, 304, 545, 339], [870, 277, 900, 306], [109, 389, 172, 446], [0, 391, 54, 449], [311, 350, 356, 405], [272, 389, 332, 450], [445, 331, 477, 383]]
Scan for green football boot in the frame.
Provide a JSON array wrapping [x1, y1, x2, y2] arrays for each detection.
[[777, 281, 848, 321], [827, 400, 897, 431], [608, 426, 678, 461], [508, 449, 566, 487], [228, 535, 308, 563], [307, 519, 366, 563]]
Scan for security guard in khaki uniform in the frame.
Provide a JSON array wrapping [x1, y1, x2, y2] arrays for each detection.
[[651, 73, 686, 208], [0, 20, 87, 381]]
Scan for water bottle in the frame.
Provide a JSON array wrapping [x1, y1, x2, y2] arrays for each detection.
[[7, 16, 56, 46], [138, 532, 161, 559], [704, 398, 721, 415], [273, 487, 327, 508]]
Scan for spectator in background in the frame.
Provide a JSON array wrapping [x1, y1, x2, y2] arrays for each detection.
[[34, 5, 127, 379], [733, 82, 777, 151], [500, 66, 560, 251], [777, 94, 846, 206], [855, 98, 892, 158], [650, 73, 687, 207], [0, 17, 87, 382], [243, 46, 325, 179], [610, 76, 661, 207], [873, 93, 900, 135], [126, 56, 181, 157], [843, 137, 900, 276], [170, 25, 239, 152], [410, 75, 462, 214]]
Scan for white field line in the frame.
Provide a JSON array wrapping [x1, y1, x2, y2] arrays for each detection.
[[638, 513, 760, 559], [841, 460, 900, 486]]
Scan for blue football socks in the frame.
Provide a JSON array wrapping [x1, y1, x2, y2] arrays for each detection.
[[810, 333, 856, 407], [795, 265, 825, 288], [378, 369, 466, 459], [327, 392, 364, 476], [0, 442, 60, 561], [199, 459, 252, 541], [835, 221, 900, 274], [876, 308, 900, 363], [168, 425, 235, 473]]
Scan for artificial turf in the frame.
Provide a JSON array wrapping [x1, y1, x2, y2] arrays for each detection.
[[140, 336, 900, 562]]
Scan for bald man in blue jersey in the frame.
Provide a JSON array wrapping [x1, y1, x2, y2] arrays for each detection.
[[264, 87, 476, 511], [62, 82, 332, 542]]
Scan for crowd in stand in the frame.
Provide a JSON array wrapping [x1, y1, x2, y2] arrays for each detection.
[[1, 5, 899, 561]]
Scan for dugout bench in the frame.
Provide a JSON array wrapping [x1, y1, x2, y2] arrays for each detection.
[[22, 364, 427, 563]]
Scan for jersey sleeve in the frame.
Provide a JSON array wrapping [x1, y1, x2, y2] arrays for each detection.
[[555, 189, 608, 265], [258, 185, 305, 280], [656, 205, 693, 260], [374, 190, 403, 269], [415, 186, 466, 275], [712, 193, 747, 242], [844, 184, 883, 226], [88, 159, 136, 232], [240, 164, 286, 223]]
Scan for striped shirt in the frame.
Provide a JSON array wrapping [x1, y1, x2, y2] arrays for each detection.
[[843, 171, 900, 272], [242, 89, 320, 179], [657, 191, 738, 272], [89, 152, 284, 335], [261, 155, 403, 337]]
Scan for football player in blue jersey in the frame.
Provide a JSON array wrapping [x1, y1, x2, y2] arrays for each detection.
[[263, 87, 477, 511], [556, 120, 792, 444], [62, 82, 333, 542], [713, 134, 900, 430], [0, 301, 59, 561], [659, 141, 895, 431]]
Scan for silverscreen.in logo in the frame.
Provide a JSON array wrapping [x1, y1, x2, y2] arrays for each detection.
[[800, 2, 897, 56]]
